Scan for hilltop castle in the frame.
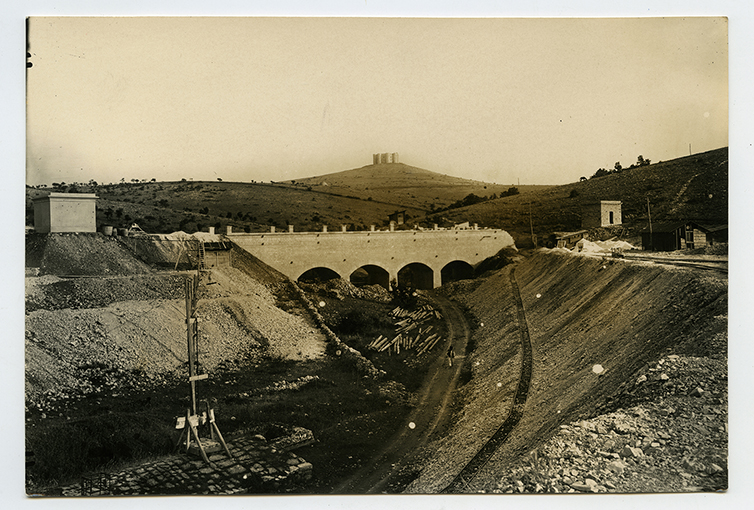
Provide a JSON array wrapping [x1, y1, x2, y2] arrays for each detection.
[[373, 153, 399, 165]]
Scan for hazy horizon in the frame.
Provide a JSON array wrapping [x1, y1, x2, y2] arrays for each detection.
[[26, 17, 728, 187]]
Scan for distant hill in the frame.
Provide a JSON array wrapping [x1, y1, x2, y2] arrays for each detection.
[[25, 148, 727, 245], [25, 162, 532, 234], [289, 162, 550, 212], [427, 147, 728, 247]]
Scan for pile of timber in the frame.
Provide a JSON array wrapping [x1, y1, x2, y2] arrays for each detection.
[[367, 305, 444, 355]]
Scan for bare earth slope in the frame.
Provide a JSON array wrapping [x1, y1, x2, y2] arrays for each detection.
[[406, 250, 727, 493], [25, 234, 327, 413]]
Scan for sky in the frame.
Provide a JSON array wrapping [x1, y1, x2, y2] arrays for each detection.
[[25, 15, 728, 187]]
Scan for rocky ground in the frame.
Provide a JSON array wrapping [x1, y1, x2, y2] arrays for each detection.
[[24, 235, 328, 417], [404, 248, 728, 495], [23, 233, 730, 497], [481, 249, 729, 494], [492, 353, 728, 494]]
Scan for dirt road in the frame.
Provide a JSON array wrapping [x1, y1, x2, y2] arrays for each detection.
[[441, 267, 532, 492], [331, 294, 470, 494]]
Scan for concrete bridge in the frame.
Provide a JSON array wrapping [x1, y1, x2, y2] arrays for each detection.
[[227, 227, 515, 289]]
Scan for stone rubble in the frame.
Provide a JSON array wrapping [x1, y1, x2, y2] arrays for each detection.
[[49, 431, 315, 496], [491, 353, 727, 494]]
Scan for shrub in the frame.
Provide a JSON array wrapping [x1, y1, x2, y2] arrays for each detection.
[[27, 413, 175, 488], [331, 308, 384, 335]]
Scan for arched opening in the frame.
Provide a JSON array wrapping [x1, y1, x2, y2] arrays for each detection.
[[397, 262, 434, 290], [298, 267, 341, 284], [441, 260, 475, 285], [350, 265, 390, 289]]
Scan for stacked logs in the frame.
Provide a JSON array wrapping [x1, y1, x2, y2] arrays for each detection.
[[367, 305, 443, 355]]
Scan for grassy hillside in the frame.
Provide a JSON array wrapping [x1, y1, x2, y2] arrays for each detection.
[[26, 180, 429, 235], [424, 147, 728, 247], [25, 164, 543, 235], [26, 148, 727, 243], [289, 162, 550, 212]]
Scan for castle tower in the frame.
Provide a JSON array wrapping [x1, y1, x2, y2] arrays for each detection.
[[373, 152, 399, 164]]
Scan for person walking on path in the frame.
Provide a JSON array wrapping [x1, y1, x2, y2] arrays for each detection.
[[447, 345, 455, 367]]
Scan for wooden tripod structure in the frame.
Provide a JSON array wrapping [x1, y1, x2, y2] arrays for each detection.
[[175, 272, 232, 463]]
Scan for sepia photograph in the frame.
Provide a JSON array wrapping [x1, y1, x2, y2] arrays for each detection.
[[14, 5, 745, 505]]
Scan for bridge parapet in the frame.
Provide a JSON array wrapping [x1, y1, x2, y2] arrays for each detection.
[[228, 228, 515, 288]]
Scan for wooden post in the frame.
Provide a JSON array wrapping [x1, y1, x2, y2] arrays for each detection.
[[184, 409, 192, 452], [529, 201, 536, 247], [205, 400, 215, 441], [180, 272, 233, 464], [186, 278, 198, 415], [209, 409, 232, 459], [646, 197, 653, 251], [188, 414, 210, 463]]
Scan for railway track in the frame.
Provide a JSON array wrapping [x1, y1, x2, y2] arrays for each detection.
[[441, 266, 533, 493], [622, 254, 728, 274]]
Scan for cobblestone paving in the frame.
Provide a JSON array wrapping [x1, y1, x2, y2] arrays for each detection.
[[58, 435, 313, 496]]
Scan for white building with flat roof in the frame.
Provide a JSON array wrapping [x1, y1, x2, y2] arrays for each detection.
[[32, 193, 98, 233]]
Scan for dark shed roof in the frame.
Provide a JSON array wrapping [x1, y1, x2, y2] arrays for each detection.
[[695, 224, 728, 233], [641, 222, 684, 233]]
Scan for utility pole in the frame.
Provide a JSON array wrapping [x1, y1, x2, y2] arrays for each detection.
[[177, 271, 231, 464], [529, 201, 536, 247], [185, 273, 204, 415], [646, 197, 653, 251]]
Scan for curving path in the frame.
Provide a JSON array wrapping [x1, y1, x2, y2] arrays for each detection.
[[331, 294, 470, 494], [441, 266, 533, 493]]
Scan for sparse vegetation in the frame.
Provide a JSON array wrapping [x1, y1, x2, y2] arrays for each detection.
[[24, 144, 728, 494]]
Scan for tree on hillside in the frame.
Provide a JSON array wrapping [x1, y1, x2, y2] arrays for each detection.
[[614, 162, 622, 172], [636, 155, 651, 166]]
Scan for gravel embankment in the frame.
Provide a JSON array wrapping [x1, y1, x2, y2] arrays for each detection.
[[491, 354, 728, 493], [25, 264, 329, 414], [405, 250, 727, 494]]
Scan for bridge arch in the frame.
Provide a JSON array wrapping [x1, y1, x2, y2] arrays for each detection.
[[297, 266, 341, 283], [441, 260, 475, 285], [349, 264, 390, 289], [397, 262, 435, 290]]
